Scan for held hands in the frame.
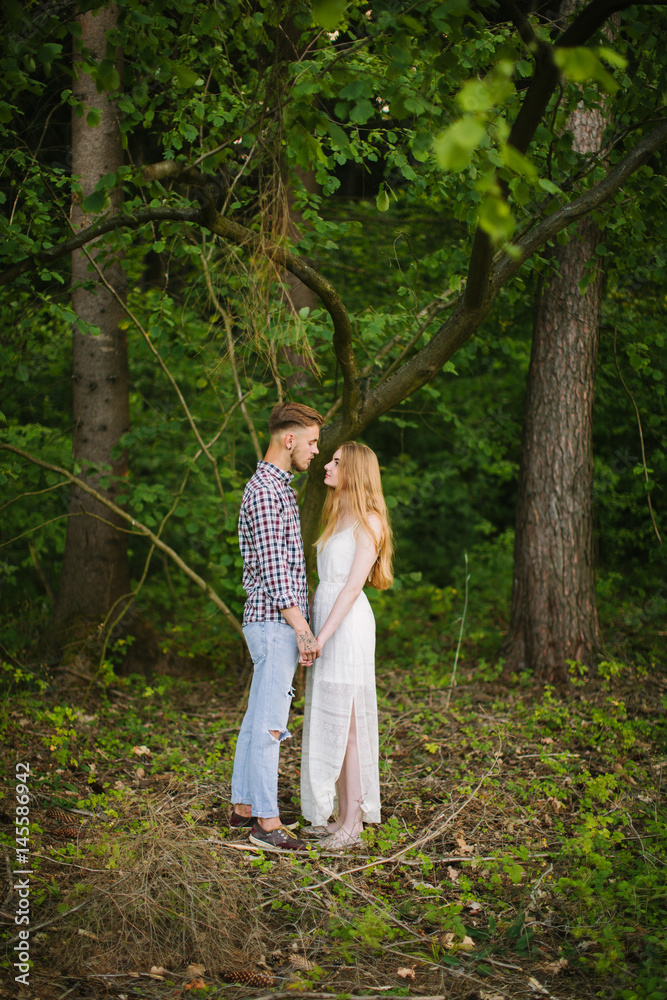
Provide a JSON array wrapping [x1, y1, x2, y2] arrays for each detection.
[[297, 628, 320, 666]]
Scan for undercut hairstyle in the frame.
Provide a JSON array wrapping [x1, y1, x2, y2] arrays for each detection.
[[317, 441, 394, 591], [268, 402, 324, 434]]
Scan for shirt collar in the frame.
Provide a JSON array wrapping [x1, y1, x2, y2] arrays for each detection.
[[257, 460, 293, 484]]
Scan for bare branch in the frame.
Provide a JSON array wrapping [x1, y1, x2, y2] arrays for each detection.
[[0, 444, 243, 637], [200, 255, 263, 462]]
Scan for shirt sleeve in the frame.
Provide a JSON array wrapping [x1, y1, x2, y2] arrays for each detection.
[[244, 486, 300, 610]]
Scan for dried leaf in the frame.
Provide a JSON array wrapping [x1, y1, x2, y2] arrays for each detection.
[[150, 965, 165, 975], [527, 976, 550, 995], [454, 831, 475, 854], [77, 928, 99, 941], [441, 932, 474, 950], [541, 737, 554, 745], [479, 992, 505, 1000], [397, 966, 416, 979], [186, 964, 206, 977], [540, 958, 569, 973], [132, 744, 152, 757], [184, 978, 206, 990], [446, 865, 460, 883]]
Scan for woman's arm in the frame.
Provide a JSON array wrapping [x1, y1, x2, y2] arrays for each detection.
[[316, 518, 381, 649]]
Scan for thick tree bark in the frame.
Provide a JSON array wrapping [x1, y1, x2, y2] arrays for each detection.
[[54, 5, 131, 628], [503, 96, 606, 683]]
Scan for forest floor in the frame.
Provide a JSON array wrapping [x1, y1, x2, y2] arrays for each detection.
[[1, 631, 666, 1000]]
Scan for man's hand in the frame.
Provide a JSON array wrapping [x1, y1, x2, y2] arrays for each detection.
[[280, 606, 320, 664], [297, 628, 320, 665]]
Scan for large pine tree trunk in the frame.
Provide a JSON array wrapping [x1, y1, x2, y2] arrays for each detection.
[[503, 99, 605, 684], [54, 6, 131, 630]]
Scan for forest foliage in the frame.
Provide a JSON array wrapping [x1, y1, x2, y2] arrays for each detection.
[[1, 4, 667, 999], [0, 0, 665, 664]]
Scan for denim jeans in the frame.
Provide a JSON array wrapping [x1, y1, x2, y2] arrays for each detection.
[[231, 620, 298, 818]]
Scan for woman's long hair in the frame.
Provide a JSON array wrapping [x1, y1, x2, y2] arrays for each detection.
[[317, 441, 393, 590]]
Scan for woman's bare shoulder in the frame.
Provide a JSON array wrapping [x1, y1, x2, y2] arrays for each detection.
[[359, 513, 382, 546]]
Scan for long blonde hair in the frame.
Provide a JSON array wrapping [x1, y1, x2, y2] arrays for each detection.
[[317, 441, 393, 590]]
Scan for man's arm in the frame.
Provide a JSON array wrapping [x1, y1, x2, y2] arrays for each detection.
[[280, 606, 319, 664], [245, 488, 319, 660]]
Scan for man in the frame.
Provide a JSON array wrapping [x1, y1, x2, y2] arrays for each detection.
[[231, 401, 324, 851]]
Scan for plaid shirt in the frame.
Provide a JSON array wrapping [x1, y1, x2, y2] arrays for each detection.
[[238, 462, 309, 626]]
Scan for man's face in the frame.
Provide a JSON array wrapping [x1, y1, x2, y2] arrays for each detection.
[[288, 424, 320, 472]]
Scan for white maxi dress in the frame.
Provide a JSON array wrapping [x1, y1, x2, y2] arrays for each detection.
[[301, 524, 381, 826]]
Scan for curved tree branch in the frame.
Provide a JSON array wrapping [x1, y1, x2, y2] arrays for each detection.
[[330, 115, 667, 439], [201, 204, 361, 421], [0, 443, 243, 637], [493, 116, 667, 287], [0, 206, 203, 286]]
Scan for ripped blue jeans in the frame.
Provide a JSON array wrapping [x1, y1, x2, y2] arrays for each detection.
[[231, 620, 298, 819]]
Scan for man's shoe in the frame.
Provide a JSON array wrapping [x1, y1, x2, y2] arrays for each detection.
[[249, 823, 310, 852], [230, 811, 299, 831], [230, 811, 256, 829]]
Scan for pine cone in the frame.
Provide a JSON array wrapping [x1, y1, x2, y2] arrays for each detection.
[[290, 955, 316, 971], [219, 968, 275, 987], [50, 824, 80, 839], [46, 807, 74, 824]]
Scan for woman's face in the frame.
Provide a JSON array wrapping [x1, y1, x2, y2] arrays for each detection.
[[324, 448, 342, 488]]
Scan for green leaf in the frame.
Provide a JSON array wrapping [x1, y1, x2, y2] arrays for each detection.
[[502, 144, 537, 181], [173, 64, 200, 89], [457, 68, 514, 115], [434, 117, 486, 171], [350, 98, 376, 125], [97, 59, 120, 92], [37, 43, 62, 64], [478, 190, 514, 243], [97, 172, 117, 189], [86, 108, 101, 128], [81, 189, 107, 214], [312, 0, 346, 31], [554, 47, 620, 94], [326, 119, 350, 153], [376, 185, 390, 213]]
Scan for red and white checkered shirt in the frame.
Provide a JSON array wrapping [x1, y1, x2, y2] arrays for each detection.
[[238, 462, 309, 626]]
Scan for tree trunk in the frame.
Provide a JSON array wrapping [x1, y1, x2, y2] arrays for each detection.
[[54, 5, 131, 630], [503, 98, 605, 683]]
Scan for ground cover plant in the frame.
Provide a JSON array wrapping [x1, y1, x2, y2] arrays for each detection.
[[1, 592, 665, 1000]]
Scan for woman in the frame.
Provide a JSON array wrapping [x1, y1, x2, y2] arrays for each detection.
[[300, 441, 393, 850]]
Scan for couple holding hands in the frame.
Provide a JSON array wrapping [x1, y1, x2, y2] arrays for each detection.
[[230, 402, 393, 852]]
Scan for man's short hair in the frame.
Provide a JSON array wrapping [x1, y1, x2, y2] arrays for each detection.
[[268, 402, 324, 434]]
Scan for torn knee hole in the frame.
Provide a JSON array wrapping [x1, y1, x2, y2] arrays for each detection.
[[268, 728, 291, 743]]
